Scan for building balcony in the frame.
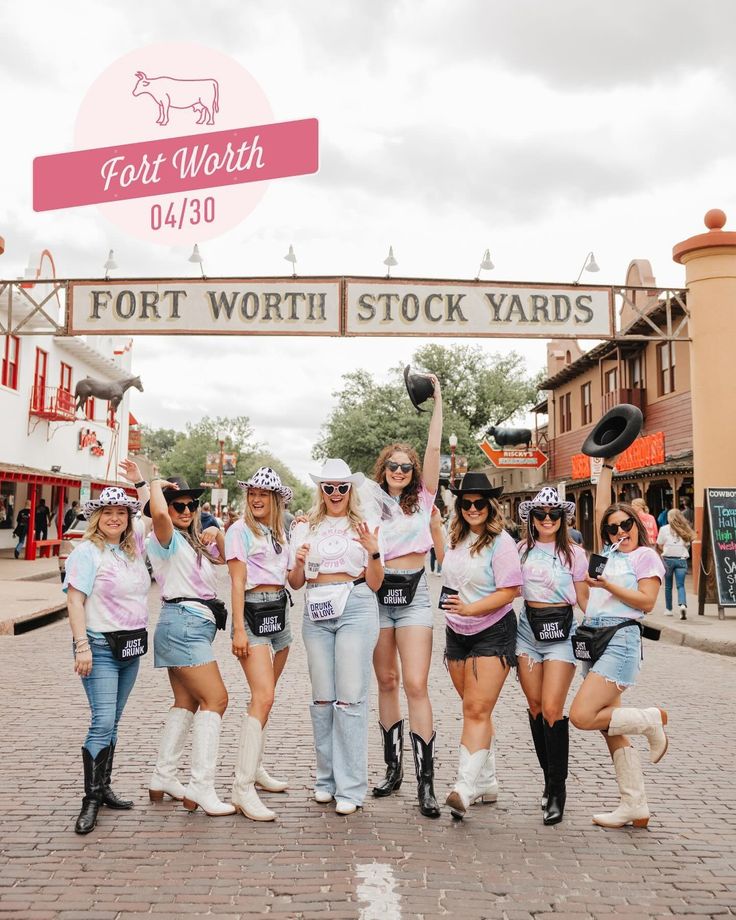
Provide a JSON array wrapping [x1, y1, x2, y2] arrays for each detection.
[[602, 387, 646, 414], [29, 386, 76, 421]]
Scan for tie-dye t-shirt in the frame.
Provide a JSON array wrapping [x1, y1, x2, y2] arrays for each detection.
[[288, 516, 384, 578], [441, 529, 522, 635], [146, 529, 221, 623], [520, 541, 588, 605], [382, 482, 436, 561], [586, 546, 664, 621], [225, 519, 288, 589], [63, 522, 150, 632]]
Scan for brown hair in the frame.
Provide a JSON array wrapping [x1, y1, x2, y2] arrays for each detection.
[[169, 502, 226, 566], [84, 507, 137, 559], [449, 497, 504, 555], [599, 502, 651, 549], [667, 509, 697, 543], [521, 512, 574, 570], [372, 443, 422, 515]]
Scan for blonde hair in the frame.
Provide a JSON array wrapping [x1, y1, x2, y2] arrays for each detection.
[[449, 497, 504, 555], [631, 497, 649, 514], [243, 490, 286, 545], [667, 509, 697, 543], [307, 484, 363, 531], [84, 507, 137, 559]]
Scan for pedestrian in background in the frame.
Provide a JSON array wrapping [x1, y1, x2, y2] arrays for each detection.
[[146, 476, 235, 817], [679, 496, 695, 527], [227, 468, 294, 822], [64, 500, 80, 531], [13, 500, 31, 558], [200, 501, 220, 530], [370, 375, 442, 819], [289, 459, 384, 816], [631, 498, 658, 545], [35, 497, 51, 541], [657, 509, 697, 620], [570, 460, 667, 829], [516, 488, 589, 826], [436, 472, 522, 820], [63, 483, 151, 835]]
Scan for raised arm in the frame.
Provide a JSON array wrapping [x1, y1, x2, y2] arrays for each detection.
[[594, 454, 619, 549], [119, 458, 152, 535], [149, 478, 174, 547], [422, 375, 443, 495]]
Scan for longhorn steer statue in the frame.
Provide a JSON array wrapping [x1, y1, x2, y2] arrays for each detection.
[[75, 375, 143, 414], [487, 425, 533, 449]]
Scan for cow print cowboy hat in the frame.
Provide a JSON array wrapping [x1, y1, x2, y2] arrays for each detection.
[[143, 476, 205, 518], [518, 486, 576, 524], [82, 486, 141, 519], [238, 467, 293, 503]]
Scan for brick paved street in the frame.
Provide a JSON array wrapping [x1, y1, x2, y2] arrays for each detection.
[[1, 576, 735, 920]]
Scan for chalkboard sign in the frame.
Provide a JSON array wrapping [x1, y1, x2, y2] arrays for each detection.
[[699, 488, 736, 610]]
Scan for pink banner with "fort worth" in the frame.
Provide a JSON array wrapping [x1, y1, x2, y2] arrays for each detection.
[[33, 118, 318, 211]]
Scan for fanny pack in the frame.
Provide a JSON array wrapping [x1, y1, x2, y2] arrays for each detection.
[[306, 579, 363, 622], [572, 619, 642, 664], [164, 596, 228, 631], [526, 604, 574, 643], [377, 570, 424, 607], [245, 591, 292, 637], [104, 628, 148, 660]]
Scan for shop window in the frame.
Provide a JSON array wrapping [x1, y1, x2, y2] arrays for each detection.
[[1, 335, 20, 390], [59, 362, 72, 394], [84, 397, 95, 420], [604, 367, 618, 393], [559, 392, 572, 433], [32, 347, 48, 411], [628, 355, 644, 388], [657, 342, 675, 395], [581, 382, 592, 425]]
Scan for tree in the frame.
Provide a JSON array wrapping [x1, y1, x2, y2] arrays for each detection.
[[313, 344, 540, 474]]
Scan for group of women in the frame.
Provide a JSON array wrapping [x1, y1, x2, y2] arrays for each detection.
[[64, 376, 670, 836]]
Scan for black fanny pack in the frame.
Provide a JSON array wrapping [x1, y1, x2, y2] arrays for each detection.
[[526, 604, 574, 643], [245, 592, 291, 637], [104, 628, 148, 660], [572, 620, 642, 664], [377, 570, 424, 607], [164, 596, 228, 630]]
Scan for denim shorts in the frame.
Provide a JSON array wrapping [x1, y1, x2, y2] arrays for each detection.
[[154, 603, 217, 668], [231, 589, 293, 653], [516, 605, 578, 666], [579, 615, 642, 688], [445, 611, 517, 668], [378, 568, 434, 629]]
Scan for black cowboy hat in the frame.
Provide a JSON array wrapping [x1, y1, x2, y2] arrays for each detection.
[[581, 404, 643, 459], [143, 476, 206, 517], [449, 471, 504, 499], [403, 365, 435, 412]]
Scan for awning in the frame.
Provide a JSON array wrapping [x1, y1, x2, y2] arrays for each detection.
[[0, 462, 134, 492]]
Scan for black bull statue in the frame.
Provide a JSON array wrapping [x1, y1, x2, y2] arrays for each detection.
[[486, 425, 533, 449], [75, 375, 143, 413]]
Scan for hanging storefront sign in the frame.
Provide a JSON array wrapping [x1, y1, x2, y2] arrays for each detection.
[[571, 431, 666, 479], [479, 441, 548, 469]]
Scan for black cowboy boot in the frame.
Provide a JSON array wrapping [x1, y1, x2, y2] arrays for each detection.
[[372, 720, 403, 797], [410, 731, 441, 818], [528, 710, 549, 810], [101, 742, 133, 809], [542, 717, 569, 826], [75, 746, 109, 835]]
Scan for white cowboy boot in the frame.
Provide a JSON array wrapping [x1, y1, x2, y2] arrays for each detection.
[[472, 738, 498, 804], [592, 746, 650, 828], [607, 707, 669, 763], [445, 746, 488, 819], [232, 715, 276, 821], [255, 723, 287, 793], [149, 708, 193, 801], [182, 711, 236, 816]]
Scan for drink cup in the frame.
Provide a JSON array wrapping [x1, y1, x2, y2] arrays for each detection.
[[306, 548, 321, 579], [588, 553, 608, 579]]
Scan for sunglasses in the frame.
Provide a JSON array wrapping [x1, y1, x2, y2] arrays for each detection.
[[461, 498, 490, 512], [171, 500, 199, 513], [321, 483, 351, 496], [386, 461, 414, 474], [531, 508, 564, 522], [267, 531, 283, 554], [604, 516, 636, 537]]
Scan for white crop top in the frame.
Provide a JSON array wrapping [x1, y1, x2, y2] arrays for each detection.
[[288, 516, 384, 577], [146, 529, 221, 622]]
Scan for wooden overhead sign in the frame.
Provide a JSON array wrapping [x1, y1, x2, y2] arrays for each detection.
[[480, 441, 548, 469], [68, 277, 614, 338]]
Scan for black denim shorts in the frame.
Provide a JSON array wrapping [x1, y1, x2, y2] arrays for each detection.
[[445, 611, 517, 669]]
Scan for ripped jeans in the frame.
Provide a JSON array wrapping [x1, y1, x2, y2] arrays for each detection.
[[302, 583, 380, 805]]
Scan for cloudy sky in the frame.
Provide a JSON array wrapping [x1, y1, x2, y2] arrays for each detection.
[[2, 0, 734, 482]]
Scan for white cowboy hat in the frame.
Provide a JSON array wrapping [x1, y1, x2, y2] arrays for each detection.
[[237, 466, 293, 503], [309, 458, 365, 487], [518, 486, 576, 524], [82, 486, 141, 519]]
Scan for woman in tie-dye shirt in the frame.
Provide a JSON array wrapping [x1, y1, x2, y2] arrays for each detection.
[[370, 374, 443, 819]]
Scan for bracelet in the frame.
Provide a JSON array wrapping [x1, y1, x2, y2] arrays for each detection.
[[73, 638, 90, 652], [371, 551, 381, 560], [134, 479, 147, 488]]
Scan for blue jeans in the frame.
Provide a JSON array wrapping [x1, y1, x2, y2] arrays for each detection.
[[302, 583, 379, 805], [663, 557, 688, 609], [80, 632, 141, 757]]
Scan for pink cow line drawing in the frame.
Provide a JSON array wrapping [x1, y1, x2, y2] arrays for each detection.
[[132, 72, 220, 126]]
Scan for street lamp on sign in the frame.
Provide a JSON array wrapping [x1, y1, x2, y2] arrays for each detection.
[[449, 432, 458, 488]]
